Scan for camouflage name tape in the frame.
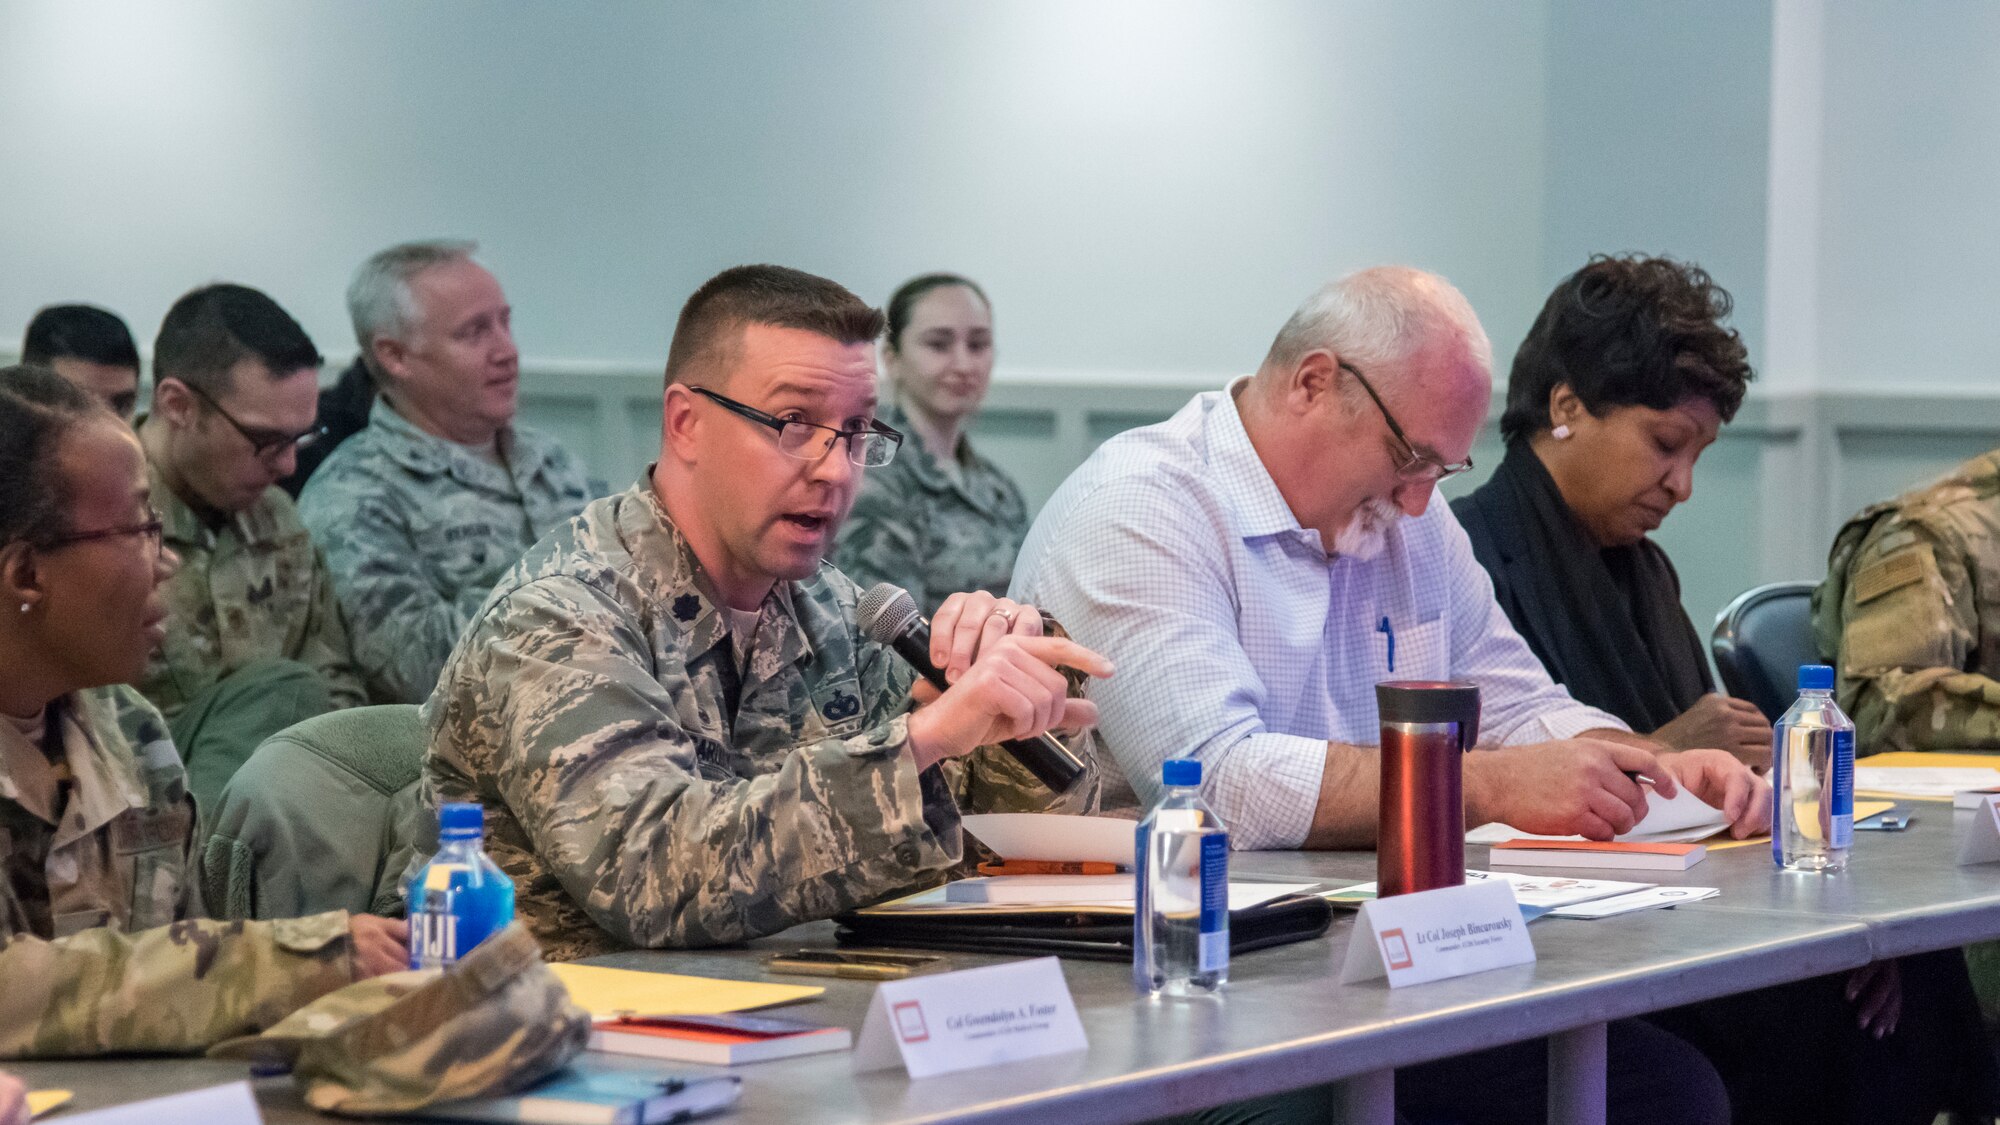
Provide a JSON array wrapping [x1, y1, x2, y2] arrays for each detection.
[[1815, 449, 2000, 754]]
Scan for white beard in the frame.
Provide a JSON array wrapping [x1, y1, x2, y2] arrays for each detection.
[[1332, 498, 1402, 560]]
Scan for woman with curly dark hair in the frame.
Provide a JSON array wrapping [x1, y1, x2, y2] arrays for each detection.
[[1453, 254, 1769, 765], [1454, 256, 1994, 1125]]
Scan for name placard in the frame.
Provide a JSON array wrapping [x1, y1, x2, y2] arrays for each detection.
[[853, 956, 1087, 1079], [1959, 794, 2000, 865], [1339, 878, 1536, 987]]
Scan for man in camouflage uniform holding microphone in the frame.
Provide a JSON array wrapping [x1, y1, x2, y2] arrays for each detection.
[[424, 265, 1110, 960]]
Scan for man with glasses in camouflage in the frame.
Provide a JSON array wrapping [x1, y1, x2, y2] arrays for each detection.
[[136, 284, 365, 811], [424, 265, 1110, 958]]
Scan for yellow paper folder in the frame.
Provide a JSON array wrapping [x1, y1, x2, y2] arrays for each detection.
[[548, 963, 823, 1019]]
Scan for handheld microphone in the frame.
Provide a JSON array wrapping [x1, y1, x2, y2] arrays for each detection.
[[856, 583, 1087, 794]]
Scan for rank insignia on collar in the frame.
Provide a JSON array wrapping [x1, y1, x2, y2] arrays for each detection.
[[672, 593, 701, 622]]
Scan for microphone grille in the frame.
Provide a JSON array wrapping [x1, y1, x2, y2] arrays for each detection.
[[857, 583, 922, 645]]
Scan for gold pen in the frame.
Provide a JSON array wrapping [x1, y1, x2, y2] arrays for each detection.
[[764, 959, 912, 981], [762, 949, 939, 980]]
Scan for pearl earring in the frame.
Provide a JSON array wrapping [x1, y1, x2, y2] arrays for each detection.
[[18, 603, 28, 614], [1551, 424, 1573, 440]]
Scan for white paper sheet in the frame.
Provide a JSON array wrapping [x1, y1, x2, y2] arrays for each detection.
[[65, 1083, 262, 1125], [1324, 870, 1655, 911], [961, 813, 1136, 865], [1855, 766, 2000, 798], [1547, 886, 1719, 919], [872, 880, 1318, 914], [1467, 785, 1730, 845]]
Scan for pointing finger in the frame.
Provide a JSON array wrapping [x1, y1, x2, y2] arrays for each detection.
[[1013, 635, 1116, 679]]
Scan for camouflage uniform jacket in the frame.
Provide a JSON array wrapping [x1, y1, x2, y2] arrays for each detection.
[[0, 685, 356, 1056], [139, 460, 367, 718], [833, 404, 1031, 617], [424, 475, 1094, 960], [298, 403, 593, 704], [1814, 450, 2000, 753]]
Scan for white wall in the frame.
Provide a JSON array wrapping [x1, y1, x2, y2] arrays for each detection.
[[1538, 0, 1773, 372], [1812, 1, 2000, 391], [0, 0, 1553, 382], [5, 0, 2000, 642]]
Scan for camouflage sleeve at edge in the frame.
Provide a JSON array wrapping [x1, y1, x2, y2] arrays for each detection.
[[1835, 518, 2000, 752], [0, 912, 356, 1058]]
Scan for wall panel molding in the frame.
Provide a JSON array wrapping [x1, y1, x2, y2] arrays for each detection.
[[4, 342, 1990, 638], [508, 367, 2000, 633]]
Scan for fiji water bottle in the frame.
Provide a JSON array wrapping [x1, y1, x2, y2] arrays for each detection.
[[409, 802, 516, 969], [1773, 665, 1854, 872], [1134, 759, 1228, 996]]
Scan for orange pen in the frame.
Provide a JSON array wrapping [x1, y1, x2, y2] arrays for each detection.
[[976, 860, 1127, 877]]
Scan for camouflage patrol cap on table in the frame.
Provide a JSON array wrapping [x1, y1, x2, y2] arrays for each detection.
[[209, 922, 589, 1115]]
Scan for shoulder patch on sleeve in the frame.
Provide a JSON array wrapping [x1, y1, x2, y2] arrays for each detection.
[[1853, 546, 1930, 606]]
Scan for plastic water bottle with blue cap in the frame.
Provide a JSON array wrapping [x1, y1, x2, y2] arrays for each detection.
[[408, 802, 516, 969], [1773, 664, 1854, 872], [1134, 758, 1229, 995]]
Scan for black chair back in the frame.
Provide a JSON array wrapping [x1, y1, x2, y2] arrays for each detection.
[[1711, 581, 1821, 722]]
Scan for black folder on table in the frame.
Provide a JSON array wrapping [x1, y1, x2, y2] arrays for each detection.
[[834, 893, 1333, 963]]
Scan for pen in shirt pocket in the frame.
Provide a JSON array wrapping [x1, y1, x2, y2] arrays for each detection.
[[1377, 616, 1396, 673]]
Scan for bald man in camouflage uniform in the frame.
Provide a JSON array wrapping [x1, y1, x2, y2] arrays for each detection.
[[0, 685, 374, 1056], [1814, 451, 2000, 754], [425, 265, 1109, 960]]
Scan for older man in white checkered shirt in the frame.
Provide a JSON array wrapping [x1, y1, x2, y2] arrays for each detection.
[[1013, 266, 1768, 853]]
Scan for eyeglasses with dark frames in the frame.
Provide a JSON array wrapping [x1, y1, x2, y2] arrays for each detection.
[[38, 504, 166, 556], [689, 387, 903, 468], [1339, 360, 1474, 483], [175, 380, 329, 459]]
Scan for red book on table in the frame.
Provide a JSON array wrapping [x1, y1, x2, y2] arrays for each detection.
[[1488, 839, 1706, 871], [588, 1013, 852, 1066]]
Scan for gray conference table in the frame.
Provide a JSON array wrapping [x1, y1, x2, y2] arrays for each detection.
[[14, 808, 1997, 1125]]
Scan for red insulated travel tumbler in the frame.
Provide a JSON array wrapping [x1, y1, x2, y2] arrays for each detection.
[[1376, 680, 1480, 898]]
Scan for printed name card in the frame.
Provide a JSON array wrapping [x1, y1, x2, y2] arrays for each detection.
[[1958, 794, 2000, 865], [853, 956, 1087, 1079], [1339, 877, 1536, 988]]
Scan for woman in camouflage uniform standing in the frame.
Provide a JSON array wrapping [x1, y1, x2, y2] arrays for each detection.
[[835, 274, 1030, 616]]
